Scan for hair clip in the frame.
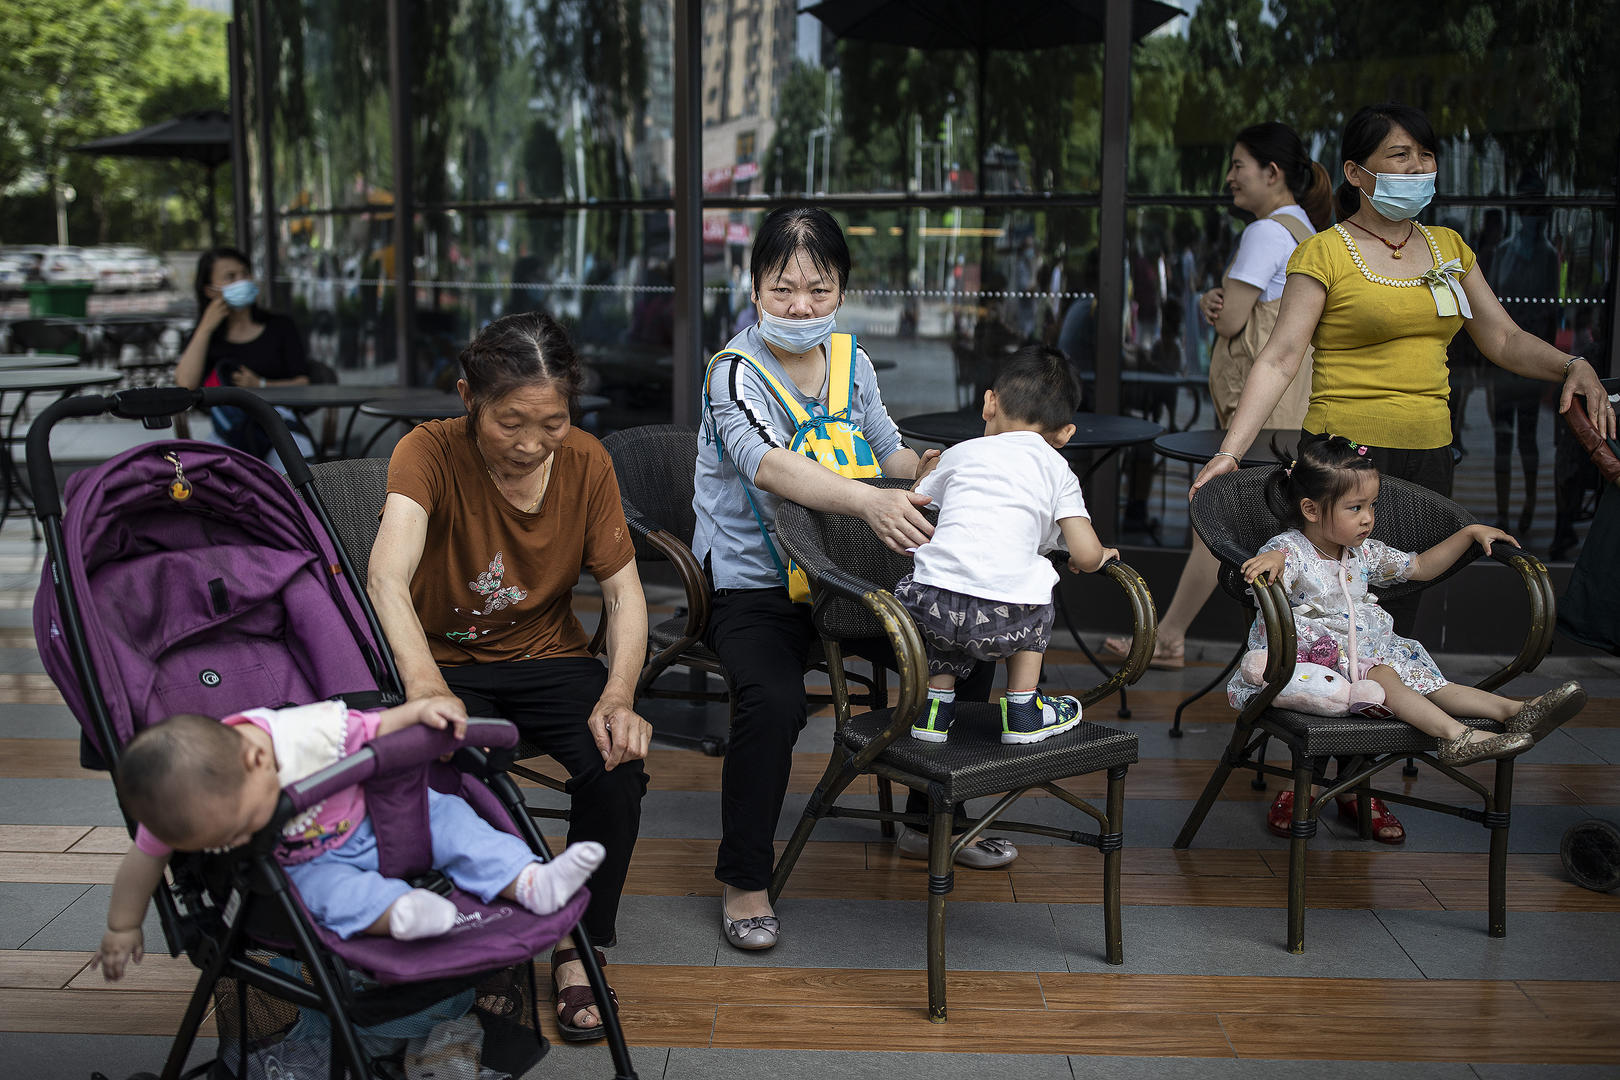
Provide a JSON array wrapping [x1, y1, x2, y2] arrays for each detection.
[[1285, 459, 1296, 478]]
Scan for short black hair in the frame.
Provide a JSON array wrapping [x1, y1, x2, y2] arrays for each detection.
[[1264, 432, 1380, 529], [991, 346, 1081, 433], [749, 207, 851, 296], [116, 714, 242, 848], [458, 311, 582, 436]]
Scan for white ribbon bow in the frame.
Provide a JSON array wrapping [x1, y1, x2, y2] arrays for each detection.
[[1421, 257, 1472, 320]]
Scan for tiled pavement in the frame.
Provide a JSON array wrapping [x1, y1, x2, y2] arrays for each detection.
[[1, 523, 1618, 1078]]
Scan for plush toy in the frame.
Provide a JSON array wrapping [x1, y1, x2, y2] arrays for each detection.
[[1240, 649, 1387, 718]]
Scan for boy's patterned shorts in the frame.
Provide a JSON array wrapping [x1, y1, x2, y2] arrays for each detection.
[[893, 572, 1054, 679]]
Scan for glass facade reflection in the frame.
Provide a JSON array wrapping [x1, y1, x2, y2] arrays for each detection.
[[238, 0, 1615, 561]]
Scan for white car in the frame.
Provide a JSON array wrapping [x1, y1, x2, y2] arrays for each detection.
[[7, 246, 97, 286], [0, 255, 29, 297]]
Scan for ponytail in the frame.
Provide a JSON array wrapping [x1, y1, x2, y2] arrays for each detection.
[[1299, 161, 1334, 231], [1335, 179, 1362, 224]]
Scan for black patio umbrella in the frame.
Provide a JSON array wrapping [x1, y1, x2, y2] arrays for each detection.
[[71, 109, 232, 244], [803, 0, 1184, 190]]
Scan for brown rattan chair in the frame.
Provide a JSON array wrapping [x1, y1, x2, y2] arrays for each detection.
[[1175, 467, 1560, 951], [306, 455, 570, 822], [770, 478, 1155, 1022], [599, 424, 890, 763]]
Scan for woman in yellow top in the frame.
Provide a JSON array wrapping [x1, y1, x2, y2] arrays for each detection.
[[1189, 102, 1615, 844]]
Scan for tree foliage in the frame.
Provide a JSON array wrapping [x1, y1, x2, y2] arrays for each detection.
[[0, 0, 229, 245]]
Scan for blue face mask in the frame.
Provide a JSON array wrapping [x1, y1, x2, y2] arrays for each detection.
[[221, 279, 260, 308], [757, 306, 837, 354], [1362, 170, 1435, 221]]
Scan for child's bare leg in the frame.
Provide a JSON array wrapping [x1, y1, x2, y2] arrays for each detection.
[[1004, 650, 1044, 691], [1424, 683, 1518, 724], [1366, 666, 1476, 742], [928, 673, 958, 692], [498, 842, 606, 916]]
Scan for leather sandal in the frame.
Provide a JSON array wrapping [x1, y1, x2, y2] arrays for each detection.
[[1336, 794, 1406, 845], [551, 946, 616, 1043], [1266, 791, 1294, 838], [1102, 634, 1185, 670]]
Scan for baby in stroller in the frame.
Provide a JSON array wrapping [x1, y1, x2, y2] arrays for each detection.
[[94, 697, 605, 979]]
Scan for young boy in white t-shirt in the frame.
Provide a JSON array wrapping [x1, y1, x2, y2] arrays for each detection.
[[896, 346, 1119, 744]]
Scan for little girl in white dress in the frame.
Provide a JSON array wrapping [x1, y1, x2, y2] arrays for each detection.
[[1229, 433, 1585, 767]]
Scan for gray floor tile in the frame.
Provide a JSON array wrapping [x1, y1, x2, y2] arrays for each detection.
[[1052, 903, 1423, 978], [0, 645, 44, 673], [667, 1048, 1074, 1079], [0, 1033, 217, 1080], [1469, 1066, 1620, 1079], [0, 777, 123, 824], [0, 702, 80, 738], [1069, 1059, 1473, 1080], [524, 1044, 671, 1079], [1375, 909, 1620, 981], [20, 882, 169, 953], [0, 882, 92, 949], [608, 895, 723, 966], [1511, 728, 1609, 765], [713, 898, 1066, 973], [1564, 727, 1620, 764]]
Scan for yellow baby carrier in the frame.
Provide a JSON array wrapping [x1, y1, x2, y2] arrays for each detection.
[[704, 332, 883, 602]]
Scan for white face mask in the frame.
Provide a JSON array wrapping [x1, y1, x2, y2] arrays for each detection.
[[1359, 170, 1435, 221], [757, 306, 837, 354]]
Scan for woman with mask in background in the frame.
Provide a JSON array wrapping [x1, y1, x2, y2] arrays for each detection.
[[175, 246, 315, 470], [1189, 102, 1615, 845]]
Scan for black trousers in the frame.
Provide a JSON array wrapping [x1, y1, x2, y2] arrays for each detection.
[[1305, 432, 1454, 638], [706, 585, 994, 891], [442, 656, 648, 944]]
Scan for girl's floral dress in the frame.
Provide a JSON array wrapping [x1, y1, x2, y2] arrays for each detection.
[[1228, 528, 1447, 710]]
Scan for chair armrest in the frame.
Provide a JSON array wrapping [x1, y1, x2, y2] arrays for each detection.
[[1474, 546, 1555, 692], [620, 502, 710, 643], [1071, 560, 1160, 707], [804, 564, 930, 768], [1233, 577, 1295, 727], [1563, 394, 1620, 486]]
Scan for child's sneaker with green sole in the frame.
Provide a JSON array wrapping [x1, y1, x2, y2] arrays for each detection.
[[1001, 692, 1082, 744], [910, 697, 956, 742]]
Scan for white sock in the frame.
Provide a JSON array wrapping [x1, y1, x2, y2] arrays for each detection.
[[387, 888, 458, 941], [513, 842, 606, 916], [927, 688, 955, 702], [1005, 689, 1036, 704]]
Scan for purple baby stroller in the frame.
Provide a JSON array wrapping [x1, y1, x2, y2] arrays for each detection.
[[29, 387, 638, 1080]]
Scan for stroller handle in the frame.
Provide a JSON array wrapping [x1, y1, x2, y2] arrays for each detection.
[[278, 718, 520, 816], [27, 387, 316, 519]]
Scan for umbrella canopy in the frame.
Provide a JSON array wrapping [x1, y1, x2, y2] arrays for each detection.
[[71, 109, 231, 167], [804, 0, 1184, 188], [71, 109, 231, 243]]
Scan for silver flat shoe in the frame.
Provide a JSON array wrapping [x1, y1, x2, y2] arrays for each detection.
[[895, 825, 1019, 869], [1506, 681, 1586, 743], [721, 904, 780, 951], [1437, 728, 1532, 767]]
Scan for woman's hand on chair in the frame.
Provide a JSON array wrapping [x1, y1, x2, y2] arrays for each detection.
[[588, 692, 651, 770], [862, 486, 935, 554], [1189, 451, 1239, 501], [1561, 357, 1617, 441]]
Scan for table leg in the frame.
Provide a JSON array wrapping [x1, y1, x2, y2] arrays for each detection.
[[1170, 637, 1244, 738]]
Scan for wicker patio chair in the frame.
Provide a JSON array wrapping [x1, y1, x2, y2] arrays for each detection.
[[307, 455, 571, 822], [770, 477, 1155, 1021], [1174, 467, 1560, 951]]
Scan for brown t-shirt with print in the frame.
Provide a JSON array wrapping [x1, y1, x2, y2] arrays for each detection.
[[386, 418, 636, 667]]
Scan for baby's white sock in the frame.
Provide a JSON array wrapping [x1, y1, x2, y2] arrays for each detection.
[[388, 888, 458, 941], [513, 841, 606, 916]]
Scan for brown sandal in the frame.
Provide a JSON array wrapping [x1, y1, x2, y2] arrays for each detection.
[[551, 946, 617, 1042]]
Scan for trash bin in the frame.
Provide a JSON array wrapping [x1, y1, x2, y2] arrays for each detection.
[[23, 281, 93, 318]]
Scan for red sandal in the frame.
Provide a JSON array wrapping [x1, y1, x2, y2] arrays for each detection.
[[1336, 795, 1406, 845], [1266, 791, 1294, 838], [552, 946, 618, 1042]]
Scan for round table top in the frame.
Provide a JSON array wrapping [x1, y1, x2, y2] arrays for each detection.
[[0, 354, 79, 371], [1153, 428, 1299, 467], [898, 411, 1163, 453], [359, 391, 611, 422], [0, 368, 121, 392], [245, 383, 424, 410]]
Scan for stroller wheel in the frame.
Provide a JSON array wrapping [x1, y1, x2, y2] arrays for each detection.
[[1561, 818, 1620, 892]]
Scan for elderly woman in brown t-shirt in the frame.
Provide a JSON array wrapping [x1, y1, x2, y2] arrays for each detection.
[[369, 312, 651, 1042]]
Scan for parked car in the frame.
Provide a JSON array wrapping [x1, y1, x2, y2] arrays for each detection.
[[4, 246, 97, 286], [0, 255, 30, 297]]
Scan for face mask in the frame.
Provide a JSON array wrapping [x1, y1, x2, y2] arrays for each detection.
[[1359, 170, 1435, 221], [221, 279, 259, 308], [757, 306, 837, 354]]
